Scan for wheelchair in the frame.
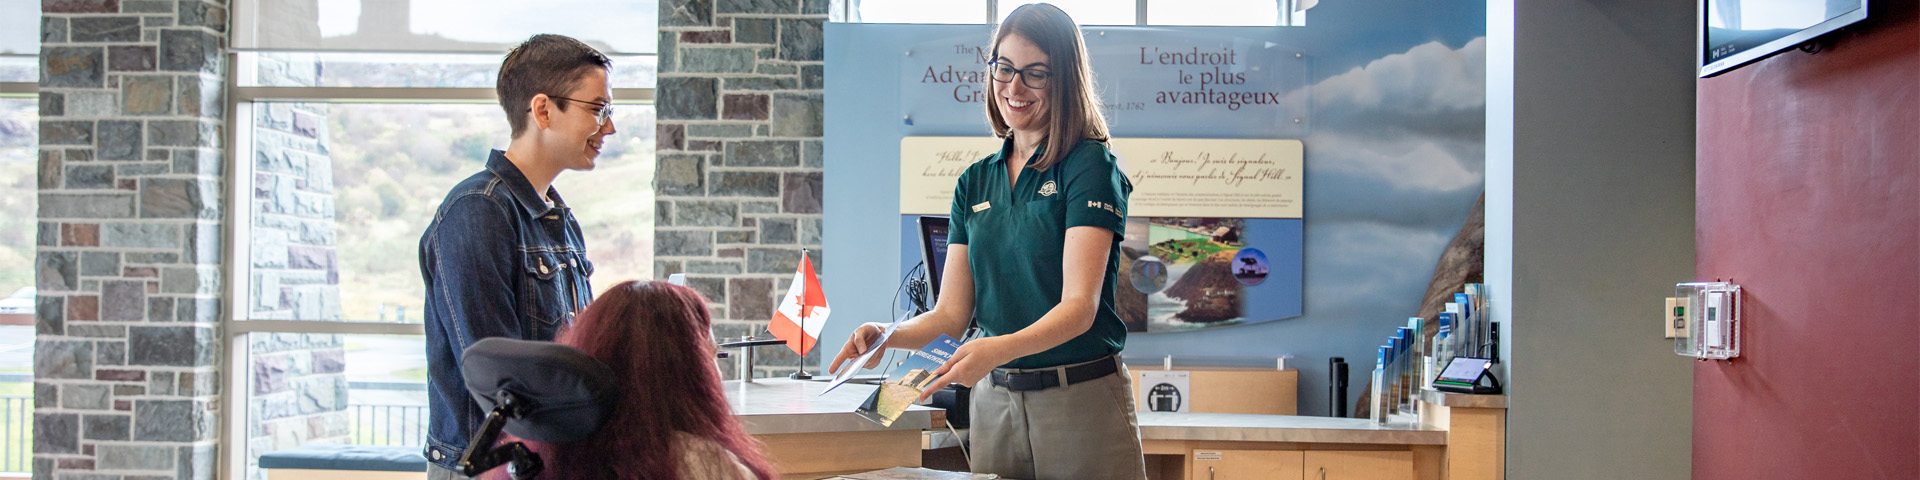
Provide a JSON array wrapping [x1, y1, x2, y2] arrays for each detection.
[[454, 337, 620, 479]]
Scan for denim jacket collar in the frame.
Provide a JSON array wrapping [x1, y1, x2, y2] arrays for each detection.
[[484, 149, 569, 217]]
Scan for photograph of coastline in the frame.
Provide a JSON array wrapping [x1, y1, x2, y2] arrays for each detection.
[[1144, 218, 1247, 331]]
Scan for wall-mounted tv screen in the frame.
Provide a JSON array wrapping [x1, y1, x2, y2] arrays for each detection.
[[1701, 0, 1868, 77]]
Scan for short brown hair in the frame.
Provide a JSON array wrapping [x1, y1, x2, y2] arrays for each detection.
[[497, 34, 613, 138], [986, 3, 1110, 171]]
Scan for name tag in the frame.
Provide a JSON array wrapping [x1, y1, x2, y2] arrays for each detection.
[[972, 201, 992, 212]]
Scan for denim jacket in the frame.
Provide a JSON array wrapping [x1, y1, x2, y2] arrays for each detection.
[[419, 150, 593, 470]]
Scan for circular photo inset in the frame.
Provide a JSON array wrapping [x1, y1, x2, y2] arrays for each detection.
[[1130, 255, 1170, 294], [1232, 248, 1269, 286]]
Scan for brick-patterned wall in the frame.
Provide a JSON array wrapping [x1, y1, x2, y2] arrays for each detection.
[[34, 0, 227, 478], [657, 0, 828, 379]]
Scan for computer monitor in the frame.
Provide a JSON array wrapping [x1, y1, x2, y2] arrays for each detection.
[[917, 215, 950, 304]]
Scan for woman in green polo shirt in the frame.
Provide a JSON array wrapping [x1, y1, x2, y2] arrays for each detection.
[[829, 4, 1145, 479]]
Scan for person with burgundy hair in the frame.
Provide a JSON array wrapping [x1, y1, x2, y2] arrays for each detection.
[[508, 280, 776, 480]]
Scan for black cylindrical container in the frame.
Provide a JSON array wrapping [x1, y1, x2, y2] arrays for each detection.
[[1329, 357, 1349, 417]]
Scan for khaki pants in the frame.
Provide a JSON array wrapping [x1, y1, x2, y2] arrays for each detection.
[[969, 356, 1148, 480], [428, 464, 474, 480]]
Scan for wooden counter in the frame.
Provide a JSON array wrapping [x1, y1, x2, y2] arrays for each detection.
[[724, 378, 936, 478], [729, 381, 1506, 480]]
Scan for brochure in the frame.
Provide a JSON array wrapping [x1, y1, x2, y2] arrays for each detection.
[[854, 334, 962, 427], [821, 313, 908, 396]]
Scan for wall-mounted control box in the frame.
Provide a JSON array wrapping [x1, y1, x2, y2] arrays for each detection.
[[1673, 282, 1740, 360], [1663, 297, 1689, 339]]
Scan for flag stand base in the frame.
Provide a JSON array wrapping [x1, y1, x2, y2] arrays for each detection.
[[788, 371, 814, 380]]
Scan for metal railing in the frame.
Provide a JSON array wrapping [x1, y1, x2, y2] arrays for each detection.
[[1, 395, 29, 474], [0, 396, 423, 471], [349, 404, 427, 447]]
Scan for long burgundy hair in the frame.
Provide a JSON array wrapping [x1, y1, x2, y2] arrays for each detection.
[[517, 280, 776, 479]]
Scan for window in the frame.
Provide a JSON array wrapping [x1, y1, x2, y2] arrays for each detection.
[[0, 0, 35, 474], [853, 0, 988, 24], [238, 100, 655, 324], [846, 0, 1310, 26], [996, 0, 1137, 26], [0, 97, 34, 477], [227, 63, 655, 480], [223, 2, 658, 478]]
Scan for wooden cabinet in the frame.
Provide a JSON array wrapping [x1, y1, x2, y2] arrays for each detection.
[[1183, 450, 1411, 480], [1303, 450, 1413, 480], [1188, 450, 1304, 480]]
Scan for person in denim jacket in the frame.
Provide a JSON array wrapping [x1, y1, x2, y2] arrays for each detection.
[[418, 34, 618, 479]]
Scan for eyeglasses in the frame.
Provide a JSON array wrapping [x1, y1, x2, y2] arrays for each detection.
[[988, 60, 1051, 90], [548, 95, 615, 127]]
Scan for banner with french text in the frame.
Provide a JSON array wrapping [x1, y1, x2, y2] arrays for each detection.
[[901, 137, 1303, 219], [881, 27, 1312, 334], [900, 29, 1312, 136]]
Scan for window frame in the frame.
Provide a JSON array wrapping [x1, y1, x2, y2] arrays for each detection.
[[841, 0, 1307, 26], [216, 51, 654, 479], [0, 54, 31, 97]]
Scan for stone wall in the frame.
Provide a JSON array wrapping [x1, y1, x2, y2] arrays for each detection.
[[247, 101, 340, 321], [657, 0, 829, 378], [242, 53, 349, 480], [244, 332, 346, 480], [34, 0, 228, 478]]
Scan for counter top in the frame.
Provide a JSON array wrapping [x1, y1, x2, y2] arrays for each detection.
[[1136, 412, 1448, 445], [1419, 388, 1509, 409], [725, 378, 935, 435]]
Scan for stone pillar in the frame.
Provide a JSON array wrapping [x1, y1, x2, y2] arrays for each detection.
[[35, 1, 228, 478], [657, 0, 828, 378], [242, 52, 348, 480]]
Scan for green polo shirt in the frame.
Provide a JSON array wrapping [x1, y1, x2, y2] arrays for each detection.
[[948, 137, 1133, 369]]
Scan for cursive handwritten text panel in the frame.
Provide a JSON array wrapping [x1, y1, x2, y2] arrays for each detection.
[[899, 137, 1303, 219]]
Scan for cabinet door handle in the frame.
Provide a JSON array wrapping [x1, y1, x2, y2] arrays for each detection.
[[1208, 466, 1215, 480], [1319, 467, 1328, 480]]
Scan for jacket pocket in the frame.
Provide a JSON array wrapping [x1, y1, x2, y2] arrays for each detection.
[[520, 252, 573, 334]]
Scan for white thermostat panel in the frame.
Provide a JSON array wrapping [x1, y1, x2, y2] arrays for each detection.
[[1672, 282, 1741, 360]]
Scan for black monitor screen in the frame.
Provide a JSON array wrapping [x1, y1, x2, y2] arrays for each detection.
[[918, 216, 950, 302], [1702, 0, 1867, 76]]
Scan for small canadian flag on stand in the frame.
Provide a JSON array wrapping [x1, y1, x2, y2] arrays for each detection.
[[768, 250, 830, 357]]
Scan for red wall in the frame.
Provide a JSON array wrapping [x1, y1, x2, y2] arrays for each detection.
[[1695, 1, 1920, 478]]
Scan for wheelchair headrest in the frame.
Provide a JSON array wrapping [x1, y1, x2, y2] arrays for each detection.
[[461, 337, 619, 443]]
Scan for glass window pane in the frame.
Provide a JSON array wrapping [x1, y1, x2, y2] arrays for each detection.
[[997, 0, 1136, 26], [1148, 0, 1281, 26], [238, 0, 658, 54], [0, 98, 35, 311], [0, 56, 32, 83], [857, 0, 987, 24], [245, 103, 653, 322], [0, 97, 32, 475], [0, 348, 27, 474], [552, 106, 656, 291], [243, 52, 655, 89], [245, 333, 426, 479], [0, 0, 36, 56]]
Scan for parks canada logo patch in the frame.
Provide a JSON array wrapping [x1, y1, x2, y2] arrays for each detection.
[[1038, 181, 1058, 196]]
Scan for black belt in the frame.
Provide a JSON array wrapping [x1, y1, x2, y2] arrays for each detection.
[[989, 356, 1119, 392]]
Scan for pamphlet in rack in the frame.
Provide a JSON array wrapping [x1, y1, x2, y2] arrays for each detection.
[[855, 334, 963, 427]]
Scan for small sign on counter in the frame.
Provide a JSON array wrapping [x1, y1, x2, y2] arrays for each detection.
[[1140, 370, 1192, 413]]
